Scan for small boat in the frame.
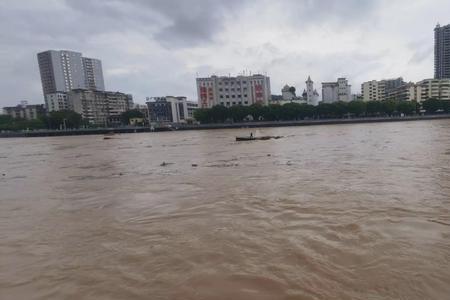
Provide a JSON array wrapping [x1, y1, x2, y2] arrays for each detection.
[[235, 135, 282, 141]]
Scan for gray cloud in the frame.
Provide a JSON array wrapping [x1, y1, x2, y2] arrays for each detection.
[[0, 0, 448, 107]]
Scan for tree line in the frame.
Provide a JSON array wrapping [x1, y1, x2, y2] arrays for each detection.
[[0, 109, 147, 131], [0, 110, 83, 131], [194, 99, 449, 124]]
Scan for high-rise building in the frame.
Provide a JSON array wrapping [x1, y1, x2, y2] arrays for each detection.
[[361, 78, 404, 101], [37, 50, 105, 110], [68, 89, 133, 126], [435, 23, 450, 79], [196, 74, 271, 108], [321, 78, 352, 103], [82, 57, 105, 91]]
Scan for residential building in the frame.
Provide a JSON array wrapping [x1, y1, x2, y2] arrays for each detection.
[[196, 74, 271, 108], [435, 23, 450, 79], [303, 76, 319, 106], [37, 50, 105, 110], [68, 89, 133, 126], [361, 78, 405, 101], [416, 78, 450, 101], [82, 57, 105, 91], [386, 82, 417, 102], [146, 96, 197, 123], [45, 92, 70, 112], [321, 78, 352, 103], [3, 102, 45, 120]]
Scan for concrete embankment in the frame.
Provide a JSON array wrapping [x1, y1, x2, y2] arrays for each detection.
[[1, 114, 450, 138]]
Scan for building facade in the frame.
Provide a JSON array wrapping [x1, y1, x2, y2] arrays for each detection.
[[147, 96, 198, 123], [361, 78, 405, 101], [281, 85, 296, 100], [45, 92, 70, 112], [416, 78, 450, 101], [303, 76, 319, 106], [3, 103, 45, 120], [386, 83, 417, 102], [37, 50, 105, 111], [321, 78, 352, 103], [82, 57, 105, 91], [68, 89, 133, 126], [435, 23, 450, 79], [196, 74, 271, 108]]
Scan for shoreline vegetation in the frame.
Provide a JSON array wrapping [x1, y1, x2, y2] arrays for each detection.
[[1, 114, 450, 138], [1, 99, 449, 138]]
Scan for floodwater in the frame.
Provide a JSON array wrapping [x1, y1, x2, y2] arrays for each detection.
[[1, 120, 450, 300]]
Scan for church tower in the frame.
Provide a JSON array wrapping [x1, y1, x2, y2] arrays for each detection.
[[305, 76, 319, 106]]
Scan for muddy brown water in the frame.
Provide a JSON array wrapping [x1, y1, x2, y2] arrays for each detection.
[[1, 120, 450, 299]]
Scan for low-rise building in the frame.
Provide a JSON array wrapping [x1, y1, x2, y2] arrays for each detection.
[[45, 92, 70, 112], [322, 78, 352, 103], [68, 89, 133, 126], [416, 78, 450, 101], [147, 96, 197, 123], [3, 102, 45, 120], [281, 85, 296, 100], [196, 74, 271, 108], [361, 78, 404, 101], [386, 82, 417, 102]]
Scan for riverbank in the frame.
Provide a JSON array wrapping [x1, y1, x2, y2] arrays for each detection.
[[1, 114, 450, 137]]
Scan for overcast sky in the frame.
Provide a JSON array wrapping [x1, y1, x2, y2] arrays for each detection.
[[0, 0, 449, 106]]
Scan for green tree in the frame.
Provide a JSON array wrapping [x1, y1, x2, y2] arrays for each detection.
[[120, 109, 144, 125], [366, 101, 383, 116], [210, 105, 229, 123], [441, 100, 450, 113], [228, 105, 249, 122], [347, 101, 367, 117], [43, 110, 82, 129], [382, 100, 397, 116], [397, 101, 416, 115], [193, 108, 211, 123], [422, 98, 442, 114]]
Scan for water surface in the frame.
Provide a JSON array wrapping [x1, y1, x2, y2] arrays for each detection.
[[1, 120, 450, 299]]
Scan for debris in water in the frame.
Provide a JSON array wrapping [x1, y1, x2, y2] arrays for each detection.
[[192, 164, 198, 167]]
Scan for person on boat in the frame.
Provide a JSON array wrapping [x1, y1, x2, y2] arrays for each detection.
[[250, 132, 253, 138]]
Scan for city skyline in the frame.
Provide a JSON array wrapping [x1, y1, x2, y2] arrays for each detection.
[[0, 0, 449, 106]]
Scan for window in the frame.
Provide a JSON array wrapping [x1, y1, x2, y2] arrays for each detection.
[[232, 102, 236, 105], [226, 95, 229, 98], [220, 95, 224, 98], [232, 95, 235, 98], [219, 88, 223, 91]]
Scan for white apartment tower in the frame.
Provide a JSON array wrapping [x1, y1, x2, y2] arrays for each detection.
[[196, 74, 271, 108]]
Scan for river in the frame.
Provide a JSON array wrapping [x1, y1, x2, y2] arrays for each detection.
[[1, 120, 449, 299]]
